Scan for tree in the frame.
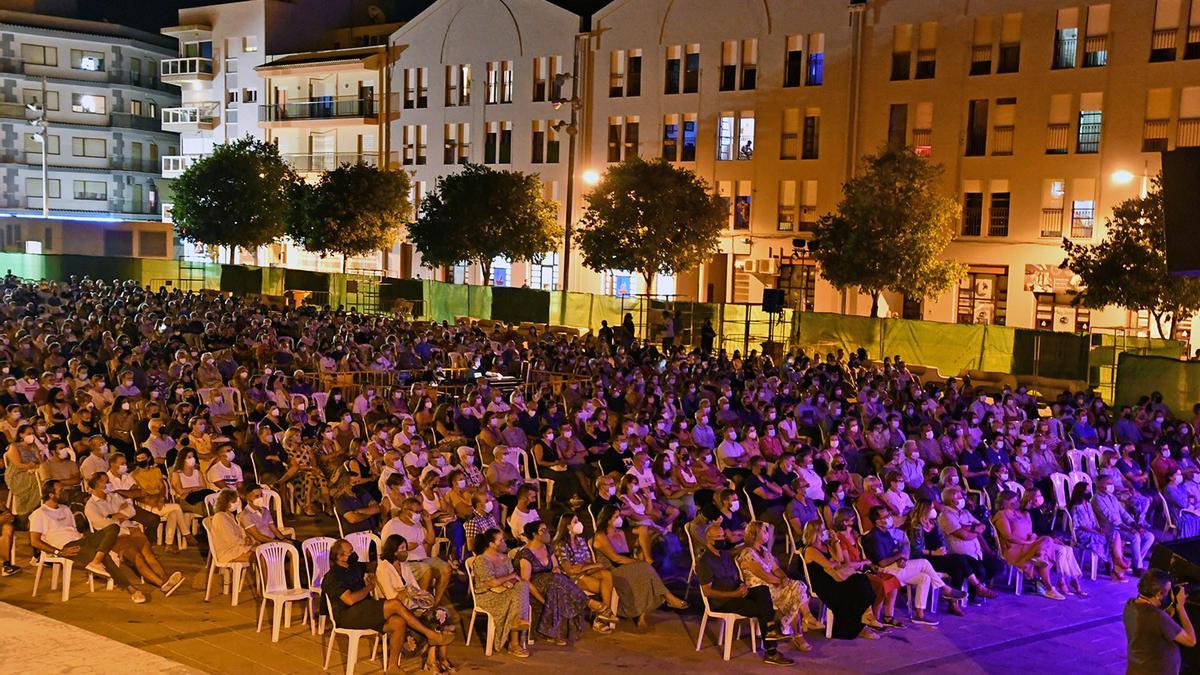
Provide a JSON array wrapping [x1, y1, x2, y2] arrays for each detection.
[[811, 146, 964, 317], [1062, 176, 1200, 339], [170, 137, 299, 258], [575, 157, 725, 292], [407, 164, 561, 284], [287, 163, 411, 270]]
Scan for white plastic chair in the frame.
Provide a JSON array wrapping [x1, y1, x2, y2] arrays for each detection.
[[313, 392, 329, 422], [202, 516, 251, 606], [255, 541, 311, 642], [345, 531, 381, 562], [1065, 449, 1085, 474], [204, 491, 222, 517], [1067, 471, 1093, 497], [463, 555, 498, 656], [1082, 447, 1103, 477], [261, 487, 295, 537], [798, 548, 835, 639], [1048, 472, 1070, 529], [303, 536, 335, 635], [31, 553, 105, 602], [695, 587, 760, 661], [323, 595, 387, 675]]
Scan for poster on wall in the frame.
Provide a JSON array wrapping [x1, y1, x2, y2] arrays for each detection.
[[973, 301, 994, 325], [1023, 264, 1083, 294]]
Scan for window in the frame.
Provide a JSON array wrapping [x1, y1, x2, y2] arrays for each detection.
[[962, 192, 984, 236], [912, 102, 933, 156], [243, 35, 258, 53], [1179, 87, 1200, 147], [915, 22, 937, 79], [738, 113, 755, 159], [806, 34, 824, 85], [891, 24, 913, 80], [778, 180, 797, 231], [243, 88, 258, 104], [21, 44, 57, 66], [888, 104, 908, 148], [486, 61, 512, 104], [226, 89, 239, 105], [684, 44, 700, 93], [608, 49, 642, 97], [800, 181, 819, 231], [781, 108, 800, 159], [23, 89, 59, 111], [1187, 0, 1200, 59], [985, 98, 1014, 156], [182, 40, 212, 58], [717, 113, 735, 160], [989, 188, 1011, 236], [971, 17, 994, 75], [1151, 0, 1181, 62], [444, 122, 470, 163], [484, 121, 511, 164], [1077, 95, 1103, 153], [998, 13, 1022, 73], [1083, 5, 1110, 67], [606, 117, 638, 162], [532, 56, 550, 102], [734, 181, 752, 230], [681, 114, 697, 161], [73, 180, 107, 200], [529, 253, 559, 291], [720, 41, 737, 91], [802, 110, 820, 159], [716, 112, 754, 161], [71, 93, 105, 114], [784, 35, 804, 87], [103, 230, 133, 257], [957, 267, 1008, 325], [401, 125, 426, 165], [664, 45, 682, 94], [24, 133, 59, 154], [72, 137, 106, 157], [445, 64, 471, 106], [1053, 9, 1079, 69], [662, 114, 679, 161], [1071, 199, 1096, 238], [403, 68, 428, 109], [532, 120, 546, 163], [1143, 89, 1172, 152], [610, 50, 626, 97], [740, 39, 758, 90], [624, 117, 639, 160], [627, 49, 642, 96], [717, 181, 733, 228], [546, 123, 560, 163], [70, 49, 105, 72], [25, 178, 61, 198], [1041, 179, 1067, 237], [966, 100, 988, 156], [1047, 94, 1073, 154]]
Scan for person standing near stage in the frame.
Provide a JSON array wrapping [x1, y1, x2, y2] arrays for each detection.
[[1124, 570, 1196, 674]]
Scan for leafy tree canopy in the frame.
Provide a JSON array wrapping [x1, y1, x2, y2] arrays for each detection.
[[1062, 176, 1200, 339], [170, 137, 298, 251], [287, 163, 411, 258], [811, 146, 964, 316], [407, 164, 562, 284], [575, 157, 725, 289]]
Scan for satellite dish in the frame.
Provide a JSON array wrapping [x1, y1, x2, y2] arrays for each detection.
[[366, 5, 387, 23]]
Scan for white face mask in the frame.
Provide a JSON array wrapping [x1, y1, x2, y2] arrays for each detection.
[[1174, 474, 1185, 485], [925, 431, 934, 440], [1105, 484, 1116, 495], [954, 498, 966, 510], [56, 448, 69, 459], [225, 451, 236, 462], [927, 509, 937, 520], [730, 500, 741, 511], [571, 521, 584, 535], [612, 516, 624, 528], [185, 456, 197, 468], [117, 464, 128, 475], [230, 499, 242, 512], [253, 496, 267, 509], [484, 501, 495, 513]]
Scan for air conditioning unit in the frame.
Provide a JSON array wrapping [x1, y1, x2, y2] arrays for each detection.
[[755, 258, 779, 275], [736, 259, 756, 273]]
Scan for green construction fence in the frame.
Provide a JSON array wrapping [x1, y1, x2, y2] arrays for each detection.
[[1115, 353, 1200, 412]]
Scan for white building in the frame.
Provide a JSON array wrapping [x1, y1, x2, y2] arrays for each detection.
[[0, 7, 180, 256]]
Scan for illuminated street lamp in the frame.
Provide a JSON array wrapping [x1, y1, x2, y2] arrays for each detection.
[[581, 169, 600, 186]]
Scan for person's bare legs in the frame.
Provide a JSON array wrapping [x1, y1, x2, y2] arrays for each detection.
[[131, 550, 167, 587], [136, 538, 168, 580], [381, 599, 451, 643], [383, 615, 405, 674], [0, 522, 13, 566], [635, 526, 654, 563], [431, 566, 450, 606]]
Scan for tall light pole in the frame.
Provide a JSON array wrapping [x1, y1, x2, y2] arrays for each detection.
[[27, 76, 49, 217], [552, 34, 585, 292]]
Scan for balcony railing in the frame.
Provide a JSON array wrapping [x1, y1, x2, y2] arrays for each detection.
[[259, 96, 378, 122], [1083, 35, 1108, 67], [988, 207, 1010, 237], [1188, 26, 1200, 59], [1052, 36, 1077, 69], [161, 154, 206, 178], [962, 206, 983, 236], [1070, 208, 1095, 238], [1077, 122, 1102, 154], [911, 128, 932, 156], [797, 205, 818, 232], [1040, 208, 1064, 238], [109, 112, 162, 133], [107, 69, 170, 92], [1144, 119, 1170, 152], [108, 200, 158, 216], [1152, 29, 1178, 61], [970, 44, 992, 74], [1179, 118, 1200, 148], [992, 125, 1014, 155], [160, 57, 213, 80], [282, 152, 394, 173], [1046, 123, 1071, 154]]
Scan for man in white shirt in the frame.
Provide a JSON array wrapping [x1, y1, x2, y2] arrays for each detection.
[[105, 454, 161, 534], [206, 446, 244, 491], [30, 479, 147, 603], [381, 497, 449, 605], [78, 436, 111, 480]]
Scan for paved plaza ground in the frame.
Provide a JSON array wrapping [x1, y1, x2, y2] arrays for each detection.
[[0, 513, 1132, 675]]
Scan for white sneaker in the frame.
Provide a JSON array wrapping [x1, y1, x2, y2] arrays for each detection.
[[161, 571, 185, 597], [85, 562, 111, 578], [131, 590, 148, 604]]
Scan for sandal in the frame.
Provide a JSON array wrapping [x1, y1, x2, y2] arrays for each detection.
[[790, 635, 812, 652], [505, 646, 530, 658]]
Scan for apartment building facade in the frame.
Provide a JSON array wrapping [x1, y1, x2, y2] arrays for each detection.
[[160, 0, 401, 272], [388, 0, 1200, 338], [0, 9, 180, 256]]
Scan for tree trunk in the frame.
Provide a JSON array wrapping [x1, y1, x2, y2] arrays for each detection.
[[870, 290, 881, 318], [1167, 310, 1179, 341], [643, 272, 655, 299], [480, 261, 492, 286], [1151, 311, 1168, 341], [342, 254, 348, 274]]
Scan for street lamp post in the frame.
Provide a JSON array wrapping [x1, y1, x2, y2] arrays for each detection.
[[27, 76, 49, 218], [552, 35, 585, 292]]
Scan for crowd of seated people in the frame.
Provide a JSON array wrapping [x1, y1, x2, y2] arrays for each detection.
[[0, 274, 1193, 668]]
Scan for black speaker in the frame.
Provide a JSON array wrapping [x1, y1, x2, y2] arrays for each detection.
[[1162, 148, 1200, 276], [762, 288, 785, 313]]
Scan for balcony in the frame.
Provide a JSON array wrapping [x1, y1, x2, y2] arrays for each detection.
[[259, 96, 378, 124], [283, 152, 392, 174], [110, 111, 162, 133], [1179, 118, 1200, 148], [970, 44, 992, 75], [1083, 35, 1108, 67], [1040, 208, 1064, 238], [162, 105, 219, 131], [991, 126, 1014, 156], [1143, 119, 1170, 152], [1046, 123, 1071, 154], [161, 154, 206, 178], [108, 199, 159, 216], [797, 205, 818, 233], [961, 205, 983, 237], [1070, 208, 1095, 238], [988, 207, 1010, 237], [159, 57, 214, 84], [1188, 26, 1200, 59], [1151, 29, 1178, 62]]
